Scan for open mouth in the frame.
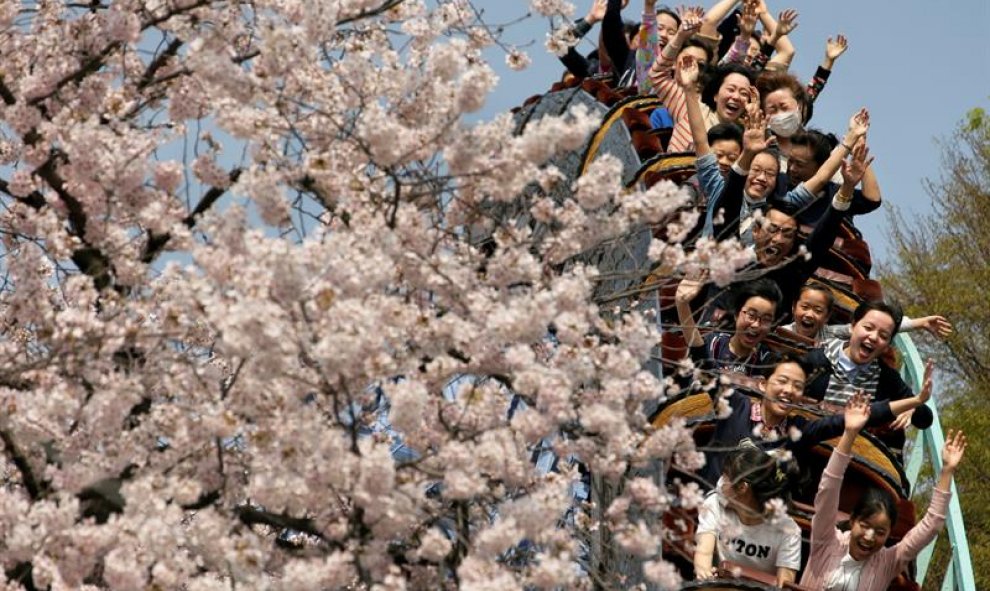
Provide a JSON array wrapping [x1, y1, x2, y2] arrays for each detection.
[[855, 539, 875, 554], [740, 328, 761, 346], [798, 317, 817, 332], [860, 341, 877, 357], [762, 245, 780, 259], [723, 100, 742, 119]]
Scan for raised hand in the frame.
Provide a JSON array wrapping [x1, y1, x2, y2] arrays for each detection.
[[675, 275, 706, 304], [843, 390, 871, 433], [742, 107, 772, 153], [676, 5, 705, 21], [846, 108, 870, 140], [676, 7, 704, 38], [770, 9, 799, 42], [840, 141, 873, 186], [825, 34, 848, 62], [737, 0, 760, 38], [918, 315, 953, 339], [744, 86, 761, 118], [586, 0, 608, 24], [676, 55, 700, 89], [942, 429, 967, 472]]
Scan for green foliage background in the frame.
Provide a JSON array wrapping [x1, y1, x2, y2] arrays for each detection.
[[881, 106, 990, 589]]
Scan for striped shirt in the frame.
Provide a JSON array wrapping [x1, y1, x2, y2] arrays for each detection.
[[821, 338, 880, 406], [644, 51, 719, 153]]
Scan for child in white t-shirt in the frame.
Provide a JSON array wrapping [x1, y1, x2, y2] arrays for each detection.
[[694, 446, 802, 587]]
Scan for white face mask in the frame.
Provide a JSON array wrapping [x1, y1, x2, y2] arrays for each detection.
[[768, 111, 802, 138]]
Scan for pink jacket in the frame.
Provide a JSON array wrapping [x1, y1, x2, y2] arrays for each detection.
[[799, 450, 951, 590]]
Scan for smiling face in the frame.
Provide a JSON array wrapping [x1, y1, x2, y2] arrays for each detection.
[[752, 208, 797, 267], [791, 288, 831, 339], [733, 295, 776, 352], [715, 73, 750, 123], [847, 310, 896, 365], [711, 138, 741, 177], [849, 511, 892, 560], [760, 361, 807, 421], [656, 13, 679, 50], [744, 152, 778, 200]]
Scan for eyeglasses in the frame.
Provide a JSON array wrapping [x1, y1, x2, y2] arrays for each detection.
[[749, 166, 776, 179], [740, 308, 775, 326], [763, 223, 797, 239]]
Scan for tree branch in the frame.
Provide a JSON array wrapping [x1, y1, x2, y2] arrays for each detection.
[[235, 505, 327, 542], [142, 168, 243, 263], [337, 0, 407, 26], [137, 37, 184, 91], [0, 427, 47, 501]]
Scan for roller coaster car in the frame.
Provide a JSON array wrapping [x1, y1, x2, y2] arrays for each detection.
[[653, 395, 921, 590]]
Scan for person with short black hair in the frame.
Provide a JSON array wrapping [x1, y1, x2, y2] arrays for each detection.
[[676, 277, 781, 379], [698, 356, 934, 485], [781, 283, 954, 346], [644, 8, 752, 152], [802, 300, 937, 451], [785, 129, 882, 226]]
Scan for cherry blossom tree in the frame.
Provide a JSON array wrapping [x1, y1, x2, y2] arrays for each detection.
[[0, 1, 750, 589]]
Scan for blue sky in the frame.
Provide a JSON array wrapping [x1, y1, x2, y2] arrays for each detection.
[[475, 0, 990, 264]]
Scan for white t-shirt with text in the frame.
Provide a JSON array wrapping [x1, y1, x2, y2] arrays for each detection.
[[697, 492, 802, 575]]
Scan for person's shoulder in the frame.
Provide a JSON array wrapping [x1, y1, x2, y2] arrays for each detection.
[[700, 490, 722, 512], [704, 330, 727, 347], [776, 514, 801, 535]]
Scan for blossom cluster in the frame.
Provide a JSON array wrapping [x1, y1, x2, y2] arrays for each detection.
[[0, 1, 752, 589]]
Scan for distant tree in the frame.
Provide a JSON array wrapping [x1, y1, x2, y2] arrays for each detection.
[[880, 106, 990, 589]]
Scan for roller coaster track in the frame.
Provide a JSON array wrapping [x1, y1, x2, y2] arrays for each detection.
[[899, 334, 975, 590]]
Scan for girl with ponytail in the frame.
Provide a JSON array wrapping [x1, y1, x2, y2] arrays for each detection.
[[693, 445, 802, 587]]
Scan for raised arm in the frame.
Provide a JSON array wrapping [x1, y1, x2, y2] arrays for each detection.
[[700, 0, 742, 39], [893, 430, 966, 563], [903, 315, 953, 339], [678, 56, 710, 156], [602, 0, 632, 79], [719, 0, 758, 65], [694, 532, 718, 580], [635, 0, 659, 88], [807, 35, 847, 103], [810, 392, 870, 545], [676, 276, 707, 348], [801, 108, 871, 195], [758, 5, 798, 70], [646, 11, 703, 148]]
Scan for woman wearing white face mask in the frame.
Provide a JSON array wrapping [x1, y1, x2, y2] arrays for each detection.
[[755, 70, 812, 170]]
